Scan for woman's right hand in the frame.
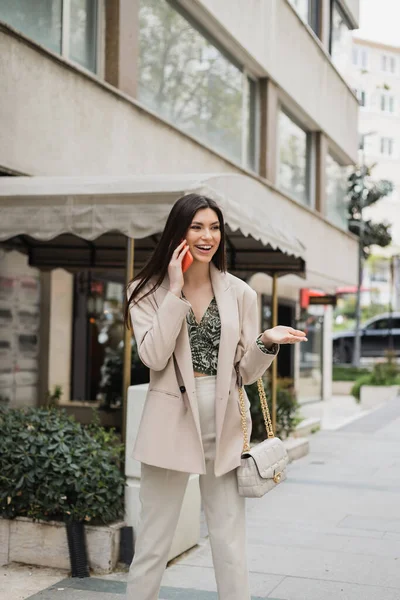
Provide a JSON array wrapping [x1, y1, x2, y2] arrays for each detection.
[[169, 240, 190, 296]]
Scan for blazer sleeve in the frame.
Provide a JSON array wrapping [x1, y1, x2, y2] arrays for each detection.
[[128, 284, 191, 371], [236, 287, 279, 386]]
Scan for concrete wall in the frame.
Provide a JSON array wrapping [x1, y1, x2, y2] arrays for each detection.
[[180, 0, 359, 162], [0, 27, 358, 291], [0, 27, 239, 178]]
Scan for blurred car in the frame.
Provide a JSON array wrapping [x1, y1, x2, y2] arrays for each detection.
[[332, 312, 400, 364]]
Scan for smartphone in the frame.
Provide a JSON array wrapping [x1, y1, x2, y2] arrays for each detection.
[[181, 240, 193, 273]]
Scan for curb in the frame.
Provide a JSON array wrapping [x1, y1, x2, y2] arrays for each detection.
[[283, 437, 309, 462]]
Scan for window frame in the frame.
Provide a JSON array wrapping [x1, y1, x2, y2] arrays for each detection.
[[329, 0, 353, 58], [380, 136, 395, 157], [139, 0, 260, 172], [62, 0, 104, 75], [380, 92, 396, 115], [1, 0, 104, 75], [277, 106, 314, 208], [381, 53, 397, 75], [325, 148, 349, 230], [354, 88, 367, 108], [289, 0, 321, 38]]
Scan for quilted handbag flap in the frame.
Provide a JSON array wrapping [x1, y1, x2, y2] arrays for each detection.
[[242, 437, 289, 480]]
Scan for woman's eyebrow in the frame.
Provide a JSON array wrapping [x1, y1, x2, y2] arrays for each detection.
[[191, 221, 220, 225]]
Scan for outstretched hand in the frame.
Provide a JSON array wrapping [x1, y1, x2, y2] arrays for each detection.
[[261, 326, 308, 346]]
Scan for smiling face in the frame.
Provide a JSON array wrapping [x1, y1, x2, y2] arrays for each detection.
[[185, 208, 221, 265]]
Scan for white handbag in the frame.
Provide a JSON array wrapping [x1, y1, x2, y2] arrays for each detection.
[[236, 376, 289, 498]]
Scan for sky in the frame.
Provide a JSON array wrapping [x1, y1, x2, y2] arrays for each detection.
[[356, 0, 400, 46]]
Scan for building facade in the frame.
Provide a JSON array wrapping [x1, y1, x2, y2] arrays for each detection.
[[339, 35, 400, 310], [0, 0, 360, 410]]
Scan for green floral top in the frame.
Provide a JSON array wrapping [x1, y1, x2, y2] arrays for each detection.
[[184, 296, 277, 376]]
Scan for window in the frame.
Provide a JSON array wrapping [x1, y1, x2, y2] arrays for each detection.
[[278, 110, 311, 206], [288, 0, 320, 37], [381, 94, 395, 114], [354, 89, 367, 107], [381, 54, 397, 74], [138, 0, 258, 170], [380, 137, 395, 156], [352, 45, 368, 69], [0, 0, 99, 73], [71, 272, 149, 404], [326, 152, 348, 230], [366, 318, 389, 330], [330, 1, 353, 74]]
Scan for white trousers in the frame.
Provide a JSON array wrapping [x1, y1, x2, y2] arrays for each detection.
[[126, 375, 250, 600]]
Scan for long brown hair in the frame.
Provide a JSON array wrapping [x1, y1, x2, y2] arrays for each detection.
[[124, 193, 227, 328]]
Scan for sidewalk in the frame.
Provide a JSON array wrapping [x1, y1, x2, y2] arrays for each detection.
[[2, 394, 400, 600]]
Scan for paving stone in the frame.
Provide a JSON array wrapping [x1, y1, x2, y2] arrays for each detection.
[[338, 515, 400, 534], [161, 564, 285, 597], [270, 576, 400, 600]]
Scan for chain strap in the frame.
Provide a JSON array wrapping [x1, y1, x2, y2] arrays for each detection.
[[238, 374, 274, 453]]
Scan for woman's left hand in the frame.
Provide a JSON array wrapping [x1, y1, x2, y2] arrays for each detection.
[[261, 326, 307, 347]]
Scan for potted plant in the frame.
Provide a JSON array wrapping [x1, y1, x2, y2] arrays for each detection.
[[245, 376, 300, 441], [0, 406, 125, 575], [351, 351, 400, 407]]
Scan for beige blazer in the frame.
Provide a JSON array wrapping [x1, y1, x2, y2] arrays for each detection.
[[128, 263, 277, 476]]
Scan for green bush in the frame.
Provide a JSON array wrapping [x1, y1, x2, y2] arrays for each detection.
[[333, 365, 371, 382], [350, 374, 373, 401], [245, 376, 300, 440], [351, 353, 400, 401], [0, 407, 125, 524]]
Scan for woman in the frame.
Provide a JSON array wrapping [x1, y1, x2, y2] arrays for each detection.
[[125, 194, 306, 600]]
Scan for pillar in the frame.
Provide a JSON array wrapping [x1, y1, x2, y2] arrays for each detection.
[[105, 0, 140, 98]]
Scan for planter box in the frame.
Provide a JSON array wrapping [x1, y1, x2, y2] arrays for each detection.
[[332, 381, 354, 396], [0, 516, 125, 574], [292, 418, 321, 438], [360, 385, 400, 410], [283, 437, 309, 462]]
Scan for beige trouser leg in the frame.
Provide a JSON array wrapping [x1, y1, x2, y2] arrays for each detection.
[[200, 460, 250, 600], [125, 463, 189, 600], [126, 376, 250, 600]]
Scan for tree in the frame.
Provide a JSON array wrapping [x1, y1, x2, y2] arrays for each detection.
[[347, 164, 393, 256], [347, 163, 394, 366]]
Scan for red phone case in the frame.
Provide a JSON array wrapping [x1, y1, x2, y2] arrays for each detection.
[[182, 247, 193, 273]]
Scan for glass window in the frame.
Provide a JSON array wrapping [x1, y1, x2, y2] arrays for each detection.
[[71, 272, 149, 405], [288, 0, 320, 36], [382, 54, 397, 74], [330, 1, 353, 74], [380, 137, 395, 156], [366, 318, 389, 330], [381, 94, 395, 113], [354, 89, 366, 107], [0, 0, 98, 73], [362, 49, 368, 68], [326, 152, 348, 230], [69, 0, 98, 72], [138, 0, 257, 169], [0, 0, 62, 54], [278, 110, 310, 206]]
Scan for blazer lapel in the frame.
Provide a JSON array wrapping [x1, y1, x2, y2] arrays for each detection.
[[210, 264, 240, 443]]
